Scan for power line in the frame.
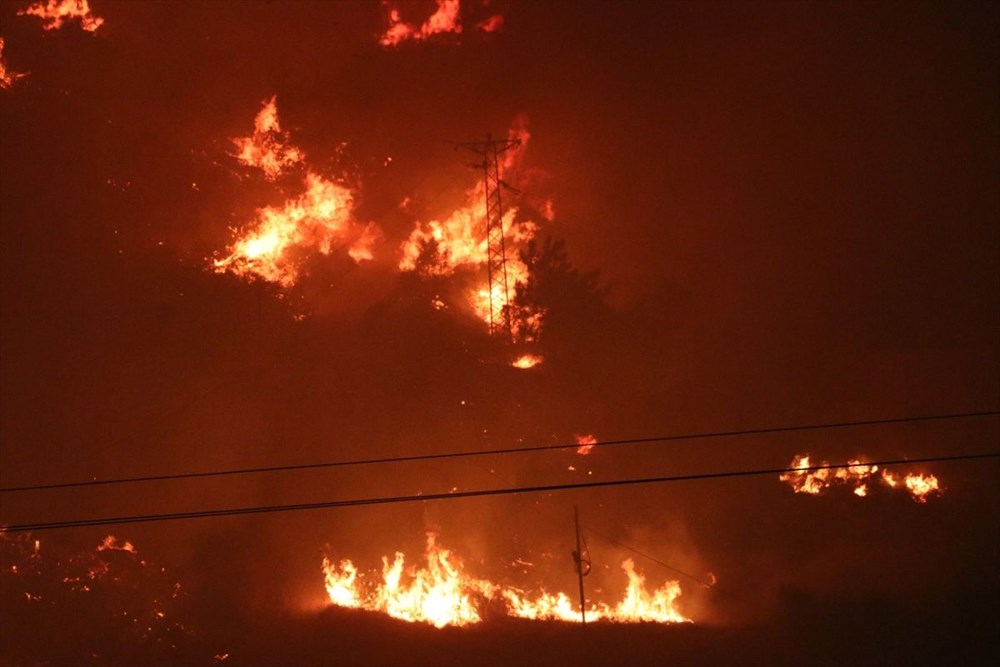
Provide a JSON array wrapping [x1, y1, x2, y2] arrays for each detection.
[[585, 527, 719, 591], [3, 452, 996, 533], [2, 409, 996, 494]]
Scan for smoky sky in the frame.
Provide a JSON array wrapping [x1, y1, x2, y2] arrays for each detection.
[[1, 0, 998, 659]]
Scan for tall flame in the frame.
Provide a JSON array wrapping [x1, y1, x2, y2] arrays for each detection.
[[398, 120, 543, 338], [18, 0, 104, 33], [780, 454, 942, 503], [0, 38, 28, 90], [322, 533, 690, 627]]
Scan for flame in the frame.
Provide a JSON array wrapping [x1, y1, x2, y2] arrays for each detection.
[[882, 470, 941, 503], [214, 172, 371, 287], [512, 354, 543, 369], [398, 120, 543, 338], [322, 533, 690, 627], [233, 96, 304, 180], [0, 38, 27, 90], [575, 434, 597, 455], [18, 0, 104, 32], [214, 97, 377, 287], [780, 454, 943, 503], [379, 0, 505, 46], [323, 533, 491, 628], [380, 0, 462, 46], [97, 535, 137, 554]]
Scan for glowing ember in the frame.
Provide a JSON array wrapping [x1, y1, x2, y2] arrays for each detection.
[[575, 434, 597, 455], [233, 96, 304, 180], [780, 454, 943, 503], [398, 119, 543, 338], [0, 38, 27, 90], [18, 0, 104, 33], [322, 533, 690, 627], [214, 172, 372, 287], [512, 354, 543, 369]]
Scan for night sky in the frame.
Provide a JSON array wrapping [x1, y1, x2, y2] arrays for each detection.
[[1, 1, 998, 665]]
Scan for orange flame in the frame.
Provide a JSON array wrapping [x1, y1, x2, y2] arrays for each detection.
[[0, 38, 27, 90], [214, 172, 372, 287], [575, 434, 597, 455], [398, 120, 543, 337], [233, 96, 304, 180], [214, 98, 378, 287], [780, 454, 942, 503], [322, 533, 690, 627], [18, 0, 104, 33]]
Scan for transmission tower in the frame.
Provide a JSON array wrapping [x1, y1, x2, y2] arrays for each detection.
[[451, 134, 521, 340]]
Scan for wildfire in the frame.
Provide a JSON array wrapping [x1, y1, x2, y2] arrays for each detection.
[[398, 119, 543, 338], [214, 97, 378, 287], [322, 533, 690, 627], [0, 38, 27, 90], [233, 96, 304, 180], [575, 434, 598, 455], [779, 454, 942, 503], [18, 0, 104, 33]]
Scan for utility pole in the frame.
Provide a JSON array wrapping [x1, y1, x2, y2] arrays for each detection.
[[573, 505, 591, 624], [451, 134, 521, 340]]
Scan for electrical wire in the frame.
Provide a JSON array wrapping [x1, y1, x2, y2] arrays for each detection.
[[3, 451, 996, 533], [2, 409, 995, 494]]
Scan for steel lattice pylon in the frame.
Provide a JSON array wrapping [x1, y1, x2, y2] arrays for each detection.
[[451, 135, 521, 340]]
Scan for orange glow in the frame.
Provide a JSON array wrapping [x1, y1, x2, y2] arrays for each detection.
[[322, 533, 690, 627], [233, 96, 305, 180], [18, 0, 104, 33], [512, 354, 543, 369], [780, 454, 943, 502], [0, 39, 27, 90], [477, 15, 505, 33], [214, 172, 371, 287], [575, 434, 597, 455]]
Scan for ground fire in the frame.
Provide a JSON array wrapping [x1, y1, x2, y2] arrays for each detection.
[[322, 532, 690, 628]]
